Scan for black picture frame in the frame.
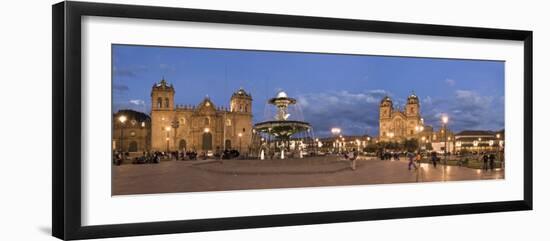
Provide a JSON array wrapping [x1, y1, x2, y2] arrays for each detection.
[[52, 1, 533, 240]]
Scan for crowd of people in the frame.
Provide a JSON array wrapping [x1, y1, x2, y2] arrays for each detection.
[[375, 149, 501, 172], [113, 148, 243, 165], [481, 153, 498, 171]]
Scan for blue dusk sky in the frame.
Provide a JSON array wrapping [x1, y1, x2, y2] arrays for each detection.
[[113, 44, 505, 137]]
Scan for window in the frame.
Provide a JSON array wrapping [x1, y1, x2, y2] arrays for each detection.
[[204, 117, 210, 125], [164, 98, 169, 108], [226, 118, 231, 126], [245, 104, 248, 112], [157, 97, 162, 108]]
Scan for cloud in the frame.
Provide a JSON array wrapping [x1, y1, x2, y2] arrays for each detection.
[[113, 99, 150, 114], [445, 78, 456, 86], [159, 63, 176, 72], [113, 65, 148, 78], [296, 90, 390, 137], [113, 83, 129, 92], [420, 90, 503, 132], [129, 99, 145, 106], [295, 89, 504, 138]]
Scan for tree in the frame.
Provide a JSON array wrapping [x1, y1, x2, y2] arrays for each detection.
[[425, 142, 433, 151], [403, 138, 419, 152], [364, 143, 378, 153]]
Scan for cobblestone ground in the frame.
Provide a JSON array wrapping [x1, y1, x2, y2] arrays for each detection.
[[112, 155, 504, 195]]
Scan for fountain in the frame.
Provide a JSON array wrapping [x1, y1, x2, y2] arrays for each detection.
[[253, 91, 313, 159]]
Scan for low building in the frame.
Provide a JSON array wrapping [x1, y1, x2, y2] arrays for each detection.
[[454, 130, 504, 153], [112, 109, 152, 152], [317, 135, 374, 153], [418, 126, 455, 153]]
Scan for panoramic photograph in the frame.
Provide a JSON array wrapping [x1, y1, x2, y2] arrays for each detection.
[[111, 44, 505, 195]]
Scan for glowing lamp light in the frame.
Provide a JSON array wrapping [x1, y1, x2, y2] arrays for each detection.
[[442, 115, 449, 124]]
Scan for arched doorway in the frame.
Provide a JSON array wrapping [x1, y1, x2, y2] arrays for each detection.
[[202, 133, 213, 150], [225, 139, 232, 150], [128, 141, 138, 152], [179, 139, 187, 151]]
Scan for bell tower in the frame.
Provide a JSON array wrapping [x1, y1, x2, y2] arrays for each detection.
[[230, 87, 252, 113], [151, 78, 175, 111], [405, 92, 420, 118], [379, 96, 393, 119], [405, 92, 421, 137], [150, 78, 175, 151], [379, 96, 393, 139]]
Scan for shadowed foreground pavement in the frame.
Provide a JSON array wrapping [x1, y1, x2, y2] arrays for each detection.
[[112, 156, 504, 195]]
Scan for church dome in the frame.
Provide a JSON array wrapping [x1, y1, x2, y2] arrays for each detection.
[[276, 91, 288, 98], [380, 96, 392, 105], [152, 77, 174, 91], [407, 92, 419, 103], [231, 87, 252, 99], [113, 109, 151, 127]]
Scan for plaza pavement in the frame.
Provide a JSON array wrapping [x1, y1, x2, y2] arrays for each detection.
[[112, 155, 504, 195]]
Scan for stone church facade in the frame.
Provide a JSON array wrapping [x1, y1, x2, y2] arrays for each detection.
[[150, 79, 253, 153], [379, 94, 423, 141]]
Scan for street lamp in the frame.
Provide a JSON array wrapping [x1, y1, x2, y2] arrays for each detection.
[[238, 132, 243, 153], [315, 138, 319, 154], [118, 115, 127, 153], [441, 115, 449, 165], [341, 137, 346, 152], [165, 126, 171, 152], [331, 128, 341, 154], [415, 125, 424, 152], [171, 118, 180, 151], [496, 134, 500, 152]]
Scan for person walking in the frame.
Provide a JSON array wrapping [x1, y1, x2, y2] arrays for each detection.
[[349, 148, 358, 170], [482, 153, 489, 171], [489, 153, 495, 170], [430, 151, 438, 168], [408, 151, 417, 171]]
